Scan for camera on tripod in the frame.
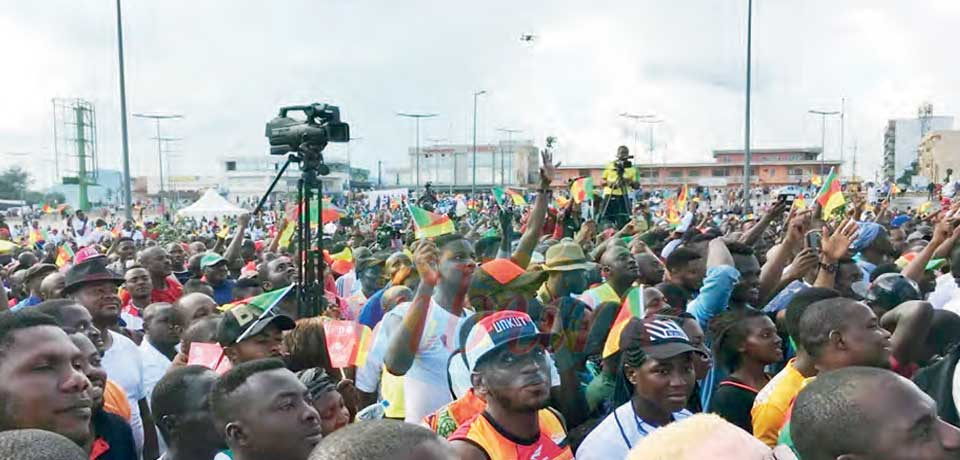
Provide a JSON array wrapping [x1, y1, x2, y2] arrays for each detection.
[[265, 103, 350, 175], [615, 155, 633, 175]]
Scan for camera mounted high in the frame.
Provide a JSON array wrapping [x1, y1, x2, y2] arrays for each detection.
[[265, 103, 350, 176]]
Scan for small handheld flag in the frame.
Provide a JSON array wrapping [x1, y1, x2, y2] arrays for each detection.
[[570, 177, 594, 204], [407, 204, 455, 239]]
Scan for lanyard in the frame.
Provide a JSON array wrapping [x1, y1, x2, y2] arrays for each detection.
[[613, 402, 671, 449]]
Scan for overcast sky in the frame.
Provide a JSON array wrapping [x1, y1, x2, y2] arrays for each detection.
[[2, 0, 959, 189]]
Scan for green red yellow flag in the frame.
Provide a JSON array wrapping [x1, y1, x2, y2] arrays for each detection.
[[815, 168, 845, 219], [677, 184, 688, 212], [42, 203, 53, 214], [407, 204, 455, 239], [492, 187, 526, 207], [55, 244, 74, 267], [602, 287, 645, 358], [219, 284, 295, 342], [323, 319, 374, 368], [570, 177, 594, 204]]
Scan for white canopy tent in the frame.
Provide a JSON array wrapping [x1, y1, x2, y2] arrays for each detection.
[[177, 189, 248, 220]]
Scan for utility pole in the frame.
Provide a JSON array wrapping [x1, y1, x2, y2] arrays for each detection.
[[346, 136, 363, 191], [472, 90, 487, 194], [743, 0, 753, 212], [397, 112, 438, 192], [132, 113, 183, 214], [809, 109, 840, 175], [840, 97, 846, 174], [852, 141, 859, 180], [496, 128, 522, 186], [115, 0, 133, 220], [377, 160, 382, 188], [427, 137, 448, 186]]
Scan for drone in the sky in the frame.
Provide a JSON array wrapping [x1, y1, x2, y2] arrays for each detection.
[[520, 34, 537, 43]]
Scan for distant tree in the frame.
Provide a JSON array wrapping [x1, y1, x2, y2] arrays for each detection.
[[0, 167, 31, 200]]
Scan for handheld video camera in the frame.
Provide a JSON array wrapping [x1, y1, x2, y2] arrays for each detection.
[[265, 103, 350, 157]]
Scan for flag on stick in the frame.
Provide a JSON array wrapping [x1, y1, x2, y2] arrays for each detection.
[[815, 168, 845, 219], [570, 177, 594, 204], [407, 204, 455, 239], [602, 288, 645, 358], [323, 319, 374, 368]]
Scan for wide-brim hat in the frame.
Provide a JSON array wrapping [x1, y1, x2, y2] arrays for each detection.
[[542, 240, 590, 272], [23, 263, 58, 284], [62, 256, 123, 295]]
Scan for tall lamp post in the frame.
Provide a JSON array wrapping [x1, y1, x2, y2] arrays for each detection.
[[743, 0, 753, 212], [115, 0, 133, 220], [472, 90, 487, 194], [809, 109, 841, 175], [133, 112, 182, 214], [397, 112, 438, 191], [496, 128, 522, 186], [346, 136, 363, 191]]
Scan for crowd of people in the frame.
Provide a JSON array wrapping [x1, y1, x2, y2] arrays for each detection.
[[3, 147, 960, 460]]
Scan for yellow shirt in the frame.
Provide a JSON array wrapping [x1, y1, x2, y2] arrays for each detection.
[[751, 359, 811, 447], [602, 162, 638, 196], [381, 368, 405, 419]]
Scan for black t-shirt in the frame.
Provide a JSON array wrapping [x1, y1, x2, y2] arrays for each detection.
[[709, 376, 760, 434], [92, 410, 138, 460]]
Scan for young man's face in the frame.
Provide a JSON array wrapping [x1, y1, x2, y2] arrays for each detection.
[[731, 253, 761, 305], [475, 341, 551, 413], [0, 326, 92, 445], [854, 376, 960, 460], [204, 262, 229, 286], [838, 302, 893, 369], [226, 369, 322, 460], [124, 268, 152, 299], [264, 256, 297, 291], [117, 241, 136, 261], [144, 305, 182, 348], [226, 323, 285, 364], [167, 370, 225, 453]]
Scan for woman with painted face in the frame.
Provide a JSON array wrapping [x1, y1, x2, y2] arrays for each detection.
[[297, 368, 351, 437], [575, 318, 701, 460], [707, 309, 783, 433]]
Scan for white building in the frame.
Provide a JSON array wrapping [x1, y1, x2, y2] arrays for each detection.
[[394, 140, 539, 189], [219, 156, 350, 202], [883, 116, 954, 181]]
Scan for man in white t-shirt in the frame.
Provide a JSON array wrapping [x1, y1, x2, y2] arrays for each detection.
[[379, 235, 476, 423], [64, 256, 158, 459]]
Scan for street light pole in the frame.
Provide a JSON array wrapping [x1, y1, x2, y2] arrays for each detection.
[[743, 0, 753, 212], [115, 0, 133, 220], [397, 112, 438, 192], [472, 90, 487, 194], [132, 113, 182, 214], [347, 136, 363, 191], [496, 128, 522, 186], [809, 109, 841, 174]]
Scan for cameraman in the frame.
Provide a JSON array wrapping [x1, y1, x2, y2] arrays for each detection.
[[601, 145, 640, 228]]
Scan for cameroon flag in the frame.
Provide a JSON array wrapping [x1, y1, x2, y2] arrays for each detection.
[[815, 168, 845, 219], [492, 187, 526, 207], [602, 287, 645, 358], [408, 204, 455, 239], [570, 177, 594, 204]]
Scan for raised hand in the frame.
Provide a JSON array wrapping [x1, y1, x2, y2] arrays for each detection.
[[539, 149, 560, 190], [783, 248, 819, 281], [413, 238, 441, 286], [821, 218, 859, 262]]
